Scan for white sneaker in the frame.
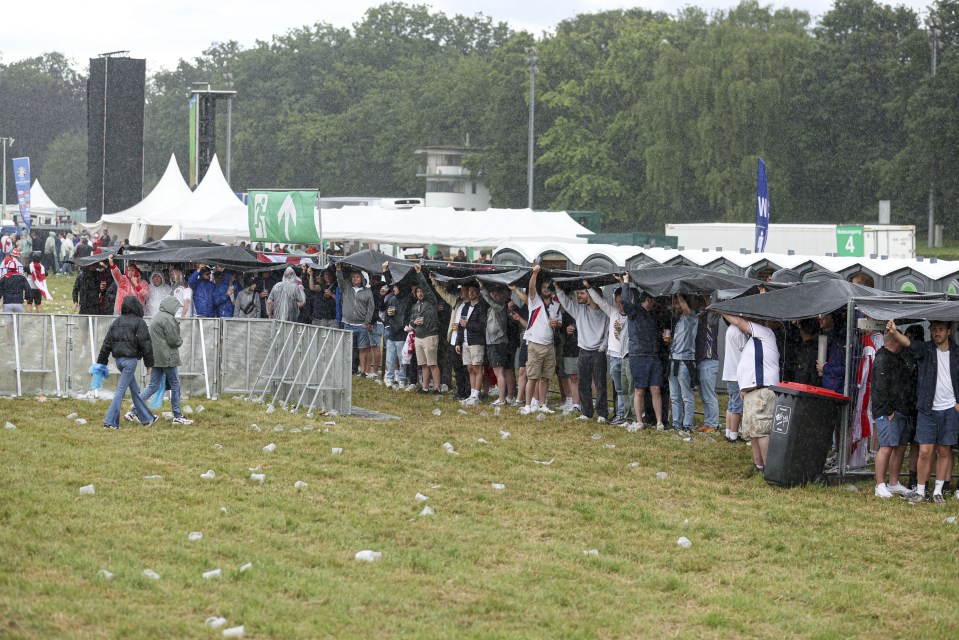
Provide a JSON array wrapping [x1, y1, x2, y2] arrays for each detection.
[[506, 397, 515, 405], [519, 406, 533, 415], [538, 405, 555, 414], [464, 397, 479, 407], [576, 414, 590, 421], [596, 416, 607, 424], [626, 422, 642, 433], [365, 372, 378, 379], [490, 399, 505, 406], [655, 423, 666, 431], [405, 384, 418, 391], [559, 399, 572, 411], [875, 484, 894, 499], [888, 484, 912, 495]]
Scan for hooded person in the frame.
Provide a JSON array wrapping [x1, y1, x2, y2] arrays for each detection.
[[73, 261, 108, 314], [267, 266, 306, 322], [212, 270, 237, 318], [143, 270, 172, 317], [127, 296, 193, 425], [97, 295, 156, 429], [188, 264, 216, 317], [107, 254, 149, 315], [233, 277, 261, 319], [0, 254, 32, 313]]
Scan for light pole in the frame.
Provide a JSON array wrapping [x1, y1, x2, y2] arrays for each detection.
[[223, 73, 234, 188], [927, 15, 943, 248], [525, 46, 538, 210], [0, 137, 13, 221]]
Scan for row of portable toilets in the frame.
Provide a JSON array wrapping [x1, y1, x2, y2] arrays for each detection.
[[492, 241, 959, 294]]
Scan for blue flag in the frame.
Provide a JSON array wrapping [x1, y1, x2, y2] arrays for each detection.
[[12, 157, 31, 231], [754, 157, 769, 253]]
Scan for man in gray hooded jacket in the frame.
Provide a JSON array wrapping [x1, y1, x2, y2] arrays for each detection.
[[336, 262, 376, 378], [127, 296, 193, 425]]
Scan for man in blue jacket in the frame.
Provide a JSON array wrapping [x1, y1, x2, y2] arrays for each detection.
[[188, 265, 216, 317], [212, 270, 237, 318], [888, 319, 959, 504]]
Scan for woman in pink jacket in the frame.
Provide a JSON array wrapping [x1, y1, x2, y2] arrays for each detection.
[[107, 254, 149, 315]]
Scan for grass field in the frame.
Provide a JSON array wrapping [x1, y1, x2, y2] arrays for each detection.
[[2, 275, 959, 638]]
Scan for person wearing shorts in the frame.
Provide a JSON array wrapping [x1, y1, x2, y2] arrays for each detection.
[[871, 330, 916, 499], [455, 283, 488, 405], [480, 281, 516, 406], [515, 265, 556, 415], [618, 273, 665, 429], [722, 321, 749, 442], [409, 265, 441, 394], [889, 319, 959, 504], [722, 314, 780, 473]]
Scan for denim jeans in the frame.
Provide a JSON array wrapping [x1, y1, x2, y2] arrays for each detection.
[[621, 356, 635, 421], [104, 357, 154, 427], [139, 366, 183, 418], [669, 360, 695, 429], [698, 359, 719, 427], [609, 355, 625, 419], [384, 339, 408, 385]]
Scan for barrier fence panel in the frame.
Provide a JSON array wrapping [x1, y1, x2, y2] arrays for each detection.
[[0, 313, 352, 415]]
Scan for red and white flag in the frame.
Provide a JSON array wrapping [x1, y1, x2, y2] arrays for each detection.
[[29, 261, 52, 300]]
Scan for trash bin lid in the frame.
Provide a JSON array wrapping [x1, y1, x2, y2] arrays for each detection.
[[771, 382, 850, 403]]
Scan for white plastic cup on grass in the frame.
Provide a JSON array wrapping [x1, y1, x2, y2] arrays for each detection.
[[79, 484, 95, 495]]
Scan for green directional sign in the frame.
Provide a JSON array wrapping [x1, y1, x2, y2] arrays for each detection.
[[836, 225, 864, 257], [248, 191, 320, 244]]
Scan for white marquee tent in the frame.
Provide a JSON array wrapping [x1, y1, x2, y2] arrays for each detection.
[[83, 155, 191, 241], [169, 203, 594, 248]]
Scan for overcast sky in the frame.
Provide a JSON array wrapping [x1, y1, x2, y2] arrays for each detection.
[[2, 0, 934, 73]]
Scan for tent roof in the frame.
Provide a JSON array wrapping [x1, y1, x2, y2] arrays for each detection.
[[174, 204, 594, 248], [99, 155, 192, 224], [708, 279, 891, 321], [494, 241, 638, 267], [29, 180, 61, 211], [141, 155, 238, 226]]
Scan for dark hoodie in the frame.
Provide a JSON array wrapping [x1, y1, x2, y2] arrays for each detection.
[[97, 295, 155, 367], [73, 266, 104, 314]]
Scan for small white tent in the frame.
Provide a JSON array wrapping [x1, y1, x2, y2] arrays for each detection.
[[27, 180, 67, 224], [83, 155, 191, 241], [138, 155, 239, 244]]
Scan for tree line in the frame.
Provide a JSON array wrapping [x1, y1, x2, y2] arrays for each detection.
[[0, 0, 956, 235]]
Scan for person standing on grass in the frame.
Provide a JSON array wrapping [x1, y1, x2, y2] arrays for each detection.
[[479, 282, 515, 406], [514, 265, 557, 415], [1, 254, 32, 314], [408, 263, 441, 394], [127, 296, 193, 426], [590, 284, 629, 425], [555, 280, 610, 422], [617, 273, 665, 430], [667, 294, 698, 432], [887, 319, 959, 505], [454, 283, 488, 406], [336, 263, 375, 378], [97, 296, 156, 430], [721, 318, 749, 443], [721, 313, 780, 474], [870, 329, 915, 499], [694, 300, 720, 434]]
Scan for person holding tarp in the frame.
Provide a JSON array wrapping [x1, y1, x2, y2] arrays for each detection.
[[617, 273, 665, 430], [887, 319, 959, 505], [870, 328, 916, 499], [107, 254, 149, 315], [719, 313, 781, 474], [126, 296, 194, 426]]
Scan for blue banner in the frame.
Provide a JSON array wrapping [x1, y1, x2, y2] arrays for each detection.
[[755, 157, 769, 253], [12, 157, 31, 231]]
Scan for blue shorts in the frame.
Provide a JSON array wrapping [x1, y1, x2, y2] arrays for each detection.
[[517, 342, 528, 368], [726, 381, 743, 414], [369, 322, 384, 347], [346, 323, 372, 349], [629, 355, 662, 389], [916, 408, 959, 446], [875, 412, 909, 448]]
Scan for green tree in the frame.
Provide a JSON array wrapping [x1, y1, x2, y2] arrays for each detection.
[[40, 131, 87, 209]]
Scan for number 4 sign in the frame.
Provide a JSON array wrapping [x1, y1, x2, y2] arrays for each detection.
[[836, 225, 864, 257]]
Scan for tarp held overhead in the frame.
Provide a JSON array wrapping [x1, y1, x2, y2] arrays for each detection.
[[708, 279, 896, 321]]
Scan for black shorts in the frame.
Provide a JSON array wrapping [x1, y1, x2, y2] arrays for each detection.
[[27, 289, 42, 305], [487, 343, 512, 368]]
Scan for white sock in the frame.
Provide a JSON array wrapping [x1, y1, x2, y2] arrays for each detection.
[[729, 431, 738, 440], [917, 484, 926, 497], [935, 480, 945, 495], [565, 397, 573, 406], [470, 389, 479, 399], [530, 398, 540, 409]]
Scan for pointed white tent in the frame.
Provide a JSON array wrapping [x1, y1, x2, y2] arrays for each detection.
[[83, 155, 192, 240], [137, 155, 241, 244], [25, 180, 68, 224]]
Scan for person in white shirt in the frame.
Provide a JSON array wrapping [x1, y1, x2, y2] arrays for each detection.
[[722, 320, 750, 442], [722, 314, 780, 472], [589, 285, 628, 424], [513, 265, 556, 415]]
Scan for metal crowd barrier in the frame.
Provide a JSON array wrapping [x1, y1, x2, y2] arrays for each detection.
[[0, 313, 353, 416]]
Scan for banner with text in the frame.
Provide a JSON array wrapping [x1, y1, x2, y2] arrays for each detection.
[[12, 157, 31, 231], [755, 157, 769, 253], [836, 225, 864, 257], [248, 191, 320, 244]]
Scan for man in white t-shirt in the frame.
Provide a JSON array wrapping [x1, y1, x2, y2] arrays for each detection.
[[722, 320, 750, 442], [722, 314, 781, 472], [888, 319, 959, 504], [169, 268, 193, 318], [514, 265, 556, 415]]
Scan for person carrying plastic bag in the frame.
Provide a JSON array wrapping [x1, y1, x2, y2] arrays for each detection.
[[97, 295, 156, 429]]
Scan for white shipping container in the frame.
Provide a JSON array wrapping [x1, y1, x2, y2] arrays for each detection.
[[665, 223, 914, 259]]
